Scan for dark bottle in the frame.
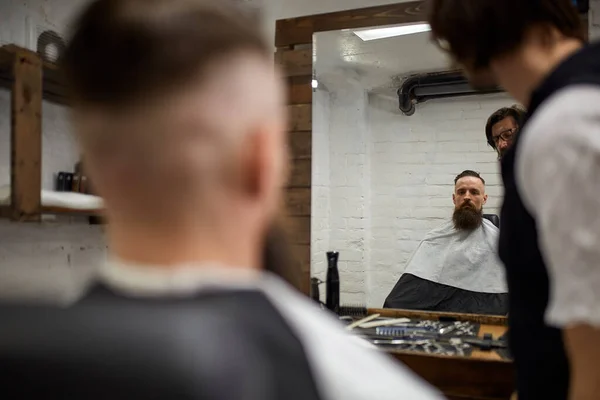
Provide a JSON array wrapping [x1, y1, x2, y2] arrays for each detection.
[[326, 251, 340, 313]]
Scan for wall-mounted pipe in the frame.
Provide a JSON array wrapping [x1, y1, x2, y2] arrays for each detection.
[[397, 70, 503, 116]]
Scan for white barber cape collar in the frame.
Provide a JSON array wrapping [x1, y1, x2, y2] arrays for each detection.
[[98, 257, 263, 297]]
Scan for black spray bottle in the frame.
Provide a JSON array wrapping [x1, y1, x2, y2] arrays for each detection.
[[326, 251, 340, 313]]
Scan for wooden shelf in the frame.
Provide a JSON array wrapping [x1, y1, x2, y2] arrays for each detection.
[[0, 44, 85, 222], [0, 45, 68, 105]]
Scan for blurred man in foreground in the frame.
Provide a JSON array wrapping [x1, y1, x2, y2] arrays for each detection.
[[429, 1, 598, 399], [0, 1, 443, 399]]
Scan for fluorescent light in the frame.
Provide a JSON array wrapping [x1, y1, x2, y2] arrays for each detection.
[[311, 79, 319, 89], [353, 23, 431, 41]]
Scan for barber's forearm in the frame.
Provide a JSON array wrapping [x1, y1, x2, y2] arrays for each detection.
[[564, 325, 600, 400]]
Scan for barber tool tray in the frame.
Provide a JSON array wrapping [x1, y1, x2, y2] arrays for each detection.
[[341, 315, 509, 358]]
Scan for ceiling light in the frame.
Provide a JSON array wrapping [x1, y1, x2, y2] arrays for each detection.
[[353, 23, 431, 41]]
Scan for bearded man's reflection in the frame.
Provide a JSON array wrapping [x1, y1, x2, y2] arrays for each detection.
[[384, 170, 508, 315]]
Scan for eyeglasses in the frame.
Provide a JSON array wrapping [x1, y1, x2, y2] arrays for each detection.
[[493, 128, 516, 144]]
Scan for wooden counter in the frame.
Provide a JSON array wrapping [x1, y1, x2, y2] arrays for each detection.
[[369, 309, 514, 400]]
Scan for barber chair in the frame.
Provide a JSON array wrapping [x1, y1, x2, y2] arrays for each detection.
[[483, 214, 500, 228]]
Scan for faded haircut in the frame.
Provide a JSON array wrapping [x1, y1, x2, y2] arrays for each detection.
[[454, 170, 485, 186], [427, 0, 585, 71], [61, 0, 270, 108]]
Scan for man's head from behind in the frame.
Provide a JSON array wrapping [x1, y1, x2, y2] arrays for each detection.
[[62, 0, 287, 266], [427, 0, 585, 94], [485, 105, 526, 159], [452, 170, 487, 231]]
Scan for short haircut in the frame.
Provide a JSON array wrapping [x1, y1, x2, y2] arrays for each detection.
[[485, 105, 527, 149], [427, 0, 586, 70], [455, 170, 485, 185], [61, 0, 269, 108]]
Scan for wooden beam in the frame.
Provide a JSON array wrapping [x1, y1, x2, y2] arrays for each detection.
[[275, 41, 312, 295], [276, 48, 313, 77], [11, 48, 42, 221], [288, 104, 312, 131], [285, 216, 311, 245], [292, 244, 311, 273], [285, 188, 311, 216], [287, 76, 313, 105], [275, 1, 428, 47], [289, 131, 311, 159], [287, 158, 311, 188]]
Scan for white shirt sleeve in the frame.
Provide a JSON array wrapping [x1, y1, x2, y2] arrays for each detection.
[[516, 85, 600, 328]]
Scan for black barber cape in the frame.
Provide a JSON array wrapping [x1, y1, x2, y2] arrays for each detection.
[[499, 41, 600, 400], [384, 273, 508, 315], [0, 269, 442, 400], [384, 220, 508, 315]]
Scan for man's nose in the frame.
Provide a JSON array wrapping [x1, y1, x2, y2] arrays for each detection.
[[498, 138, 509, 150]]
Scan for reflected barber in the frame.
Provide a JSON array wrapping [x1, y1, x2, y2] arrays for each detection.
[[485, 105, 526, 159]]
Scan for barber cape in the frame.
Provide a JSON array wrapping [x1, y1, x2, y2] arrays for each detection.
[[0, 260, 443, 400], [384, 219, 508, 315]]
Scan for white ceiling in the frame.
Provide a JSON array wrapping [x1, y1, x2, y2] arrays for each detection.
[[314, 25, 453, 92]]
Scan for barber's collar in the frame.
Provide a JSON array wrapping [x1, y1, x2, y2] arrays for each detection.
[[99, 258, 263, 298]]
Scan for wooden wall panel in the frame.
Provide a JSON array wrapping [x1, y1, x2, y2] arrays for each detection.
[[276, 48, 312, 77], [287, 76, 313, 105], [289, 131, 311, 159], [11, 48, 42, 221], [285, 216, 311, 245], [285, 188, 311, 216], [288, 158, 311, 188], [292, 244, 311, 273], [288, 104, 312, 131]]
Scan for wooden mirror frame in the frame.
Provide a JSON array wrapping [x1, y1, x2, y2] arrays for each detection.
[[276, 1, 430, 296]]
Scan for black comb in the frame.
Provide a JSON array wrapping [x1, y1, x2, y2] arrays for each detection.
[[338, 304, 368, 318]]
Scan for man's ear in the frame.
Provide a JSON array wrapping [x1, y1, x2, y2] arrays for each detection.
[[239, 129, 268, 200], [483, 194, 488, 205], [241, 123, 286, 209], [452, 193, 456, 205]]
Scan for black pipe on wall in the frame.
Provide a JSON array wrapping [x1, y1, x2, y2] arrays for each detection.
[[397, 70, 503, 116]]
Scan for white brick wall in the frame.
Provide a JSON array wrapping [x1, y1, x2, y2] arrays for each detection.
[[312, 80, 372, 304], [311, 88, 330, 297]]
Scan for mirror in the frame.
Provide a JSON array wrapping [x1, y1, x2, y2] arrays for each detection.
[[311, 24, 521, 315]]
